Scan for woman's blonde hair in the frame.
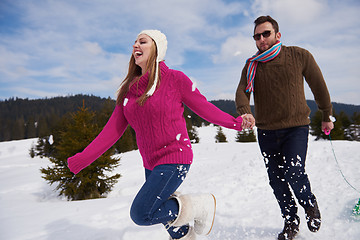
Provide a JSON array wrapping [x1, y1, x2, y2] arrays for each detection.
[[116, 40, 160, 106]]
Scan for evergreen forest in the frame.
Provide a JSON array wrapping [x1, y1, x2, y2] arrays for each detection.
[[1, 95, 360, 142]]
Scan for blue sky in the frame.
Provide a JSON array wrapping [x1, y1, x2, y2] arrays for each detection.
[[1, 0, 359, 105]]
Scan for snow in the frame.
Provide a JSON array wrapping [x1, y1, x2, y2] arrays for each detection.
[[1, 125, 360, 240], [123, 98, 128, 107], [192, 82, 197, 92]]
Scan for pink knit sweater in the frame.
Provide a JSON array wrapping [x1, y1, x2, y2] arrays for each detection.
[[68, 62, 243, 174]]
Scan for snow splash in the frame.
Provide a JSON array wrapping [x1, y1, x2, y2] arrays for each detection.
[[192, 82, 197, 92], [123, 98, 129, 106]]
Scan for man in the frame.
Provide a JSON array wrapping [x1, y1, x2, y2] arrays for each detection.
[[236, 16, 334, 240]]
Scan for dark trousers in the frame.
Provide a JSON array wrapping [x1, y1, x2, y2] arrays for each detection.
[[257, 126, 316, 221]]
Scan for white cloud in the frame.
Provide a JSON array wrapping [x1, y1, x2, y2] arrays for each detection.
[[0, 0, 359, 104], [212, 33, 256, 64], [83, 42, 103, 56], [251, 0, 326, 25]]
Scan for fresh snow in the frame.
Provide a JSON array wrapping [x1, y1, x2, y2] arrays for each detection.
[[1, 125, 359, 240]]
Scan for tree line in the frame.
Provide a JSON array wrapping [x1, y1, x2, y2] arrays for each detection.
[[1, 95, 360, 142], [0, 95, 112, 141]]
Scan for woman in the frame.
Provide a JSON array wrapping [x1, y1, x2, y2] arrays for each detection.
[[67, 30, 244, 240]]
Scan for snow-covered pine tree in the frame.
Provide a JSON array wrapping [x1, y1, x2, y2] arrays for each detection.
[[40, 105, 121, 201], [215, 126, 227, 143], [348, 112, 360, 141], [188, 126, 200, 143], [31, 136, 54, 158], [345, 124, 360, 141]]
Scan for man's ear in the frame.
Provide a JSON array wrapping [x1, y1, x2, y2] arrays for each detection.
[[276, 32, 282, 41]]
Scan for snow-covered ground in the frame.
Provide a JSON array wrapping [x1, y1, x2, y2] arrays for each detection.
[[1, 125, 359, 240]]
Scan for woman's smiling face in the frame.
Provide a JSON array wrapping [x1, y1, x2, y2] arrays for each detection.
[[133, 34, 154, 71]]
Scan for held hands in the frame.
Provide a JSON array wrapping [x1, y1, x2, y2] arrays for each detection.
[[241, 113, 255, 129]]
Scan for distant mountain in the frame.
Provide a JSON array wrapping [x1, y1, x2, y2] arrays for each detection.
[[0, 95, 359, 142], [210, 99, 360, 118]]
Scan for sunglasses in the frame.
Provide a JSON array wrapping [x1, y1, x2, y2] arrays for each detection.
[[253, 30, 272, 41]]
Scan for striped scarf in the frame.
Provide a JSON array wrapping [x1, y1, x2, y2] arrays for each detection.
[[246, 41, 282, 92]]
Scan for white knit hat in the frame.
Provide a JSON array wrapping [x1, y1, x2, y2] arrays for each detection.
[[138, 29, 168, 96]]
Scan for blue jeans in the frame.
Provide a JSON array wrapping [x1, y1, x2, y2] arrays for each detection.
[[130, 164, 190, 239], [257, 126, 316, 221]]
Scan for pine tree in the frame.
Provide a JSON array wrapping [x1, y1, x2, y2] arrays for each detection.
[[116, 126, 138, 153], [310, 111, 323, 140], [31, 136, 54, 158], [339, 111, 351, 130], [40, 106, 121, 201], [188, 126, 200, 144], [236, 129, 257, 142], [215, 126, 227, 143], [310, 110, 345, 140], [12, 117, 25, 140], [37, 116, 49, 137], [328, 112, 345, 140], [97, 98, 138, 153], [352, 112, 360, 125], [25, 116, 37, 139], [29, 143, 36, 158], [184, 108, 199, 143]]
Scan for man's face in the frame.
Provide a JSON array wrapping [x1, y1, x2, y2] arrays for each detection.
[[254, 22, 281, 52]]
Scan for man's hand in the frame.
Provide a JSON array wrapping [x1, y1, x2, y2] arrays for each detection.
[[241, 113, 255, 129], [322, 121, 334, 135]]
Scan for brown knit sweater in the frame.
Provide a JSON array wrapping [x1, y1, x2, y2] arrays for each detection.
[[235, 45, 332, 130]]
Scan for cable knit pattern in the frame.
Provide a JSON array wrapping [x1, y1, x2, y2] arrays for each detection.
[[68, 62, 243, 174], [235, 46, 332, 130]]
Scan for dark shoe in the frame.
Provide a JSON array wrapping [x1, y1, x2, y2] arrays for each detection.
[[305, 201, 321, 232], [169, 226, 196, 240], [278, 216, 300, 240]]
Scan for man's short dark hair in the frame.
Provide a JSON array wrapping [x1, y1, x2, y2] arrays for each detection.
[[254, 15, 279, 34]]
